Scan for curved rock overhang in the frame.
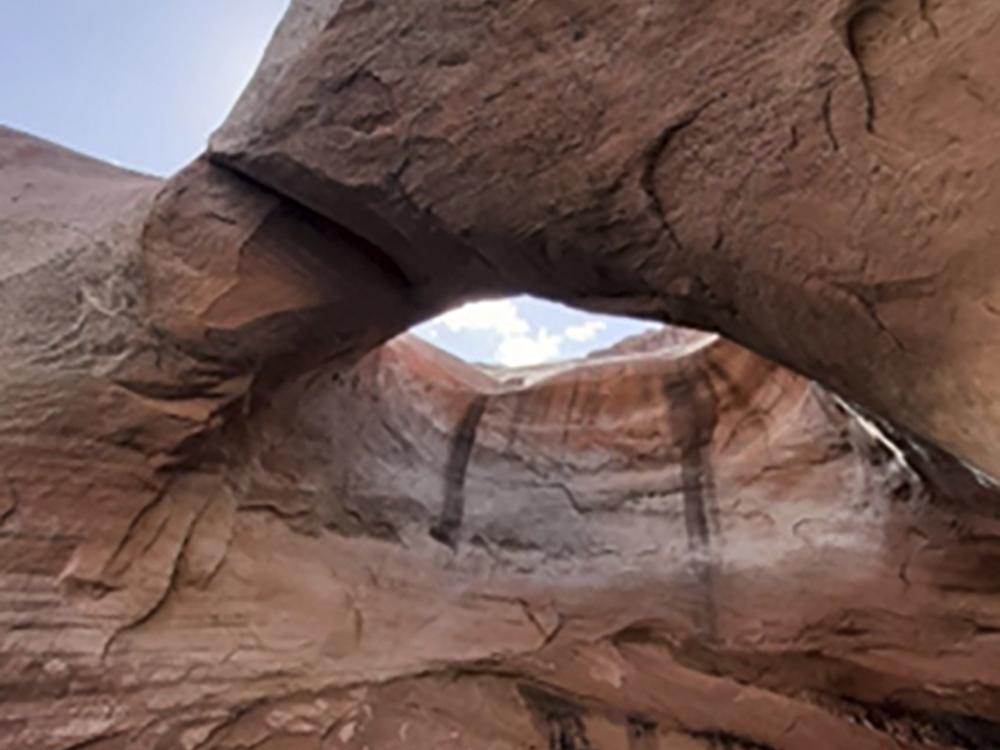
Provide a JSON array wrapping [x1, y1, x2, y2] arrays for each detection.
[[206, 0, 1000, 485]]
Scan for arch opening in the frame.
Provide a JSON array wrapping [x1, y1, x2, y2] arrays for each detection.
[[407, 294, 710, 370]]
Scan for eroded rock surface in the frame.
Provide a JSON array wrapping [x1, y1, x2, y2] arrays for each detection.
[[211, 0, 1000, 483], [4, 1, 1000, 747]]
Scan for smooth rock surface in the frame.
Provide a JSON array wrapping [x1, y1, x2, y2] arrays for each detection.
[[211, 0, 1000, 483]]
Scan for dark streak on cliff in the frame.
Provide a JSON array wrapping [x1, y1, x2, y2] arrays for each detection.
[[664, 360, 720, 631], [431, 395, 490, 546]]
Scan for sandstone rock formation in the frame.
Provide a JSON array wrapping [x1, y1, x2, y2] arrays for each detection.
[[3, 0, 1000, 747], [211, 0, 1000, 484]]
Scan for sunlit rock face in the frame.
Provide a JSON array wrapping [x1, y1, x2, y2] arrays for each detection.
[[211, 0, 1000, 485], [5, 0, 1000, 747]]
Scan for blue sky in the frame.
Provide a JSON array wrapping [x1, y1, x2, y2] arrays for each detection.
[[1, 2, 658, 366], [413, 296, 657, 366], [0, 1, 289, 175]]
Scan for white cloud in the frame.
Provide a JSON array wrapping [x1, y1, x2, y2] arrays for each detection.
[[495, 328, 563, 367], [564, 320, 608, 342], [418, 297, 589, 367], [434, 299, 530, 337]]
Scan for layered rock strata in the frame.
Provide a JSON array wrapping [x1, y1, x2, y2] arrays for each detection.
[[4, 0, 1000, 745]]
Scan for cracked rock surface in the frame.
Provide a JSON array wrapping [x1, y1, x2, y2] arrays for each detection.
[[211, 0, 1000, 483], [4, 0, 1000, 747]]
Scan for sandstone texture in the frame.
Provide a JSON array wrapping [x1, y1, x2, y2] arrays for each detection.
[[211, 0, 1000, 483], [3, 0, 1000, 747]]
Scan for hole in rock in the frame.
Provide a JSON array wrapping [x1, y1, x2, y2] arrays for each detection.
[[409, 295, 710, 373]]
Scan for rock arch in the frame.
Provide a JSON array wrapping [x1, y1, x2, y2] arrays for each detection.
[[4, 0, 1000, 747]]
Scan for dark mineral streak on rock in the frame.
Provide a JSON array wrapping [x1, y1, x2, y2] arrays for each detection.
[[841, 699, 1000, 748], [664, 359, 720, 629], [520, 685, 595, 750], [548, 713, 595, 750], [430, 394, 490, 546]]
